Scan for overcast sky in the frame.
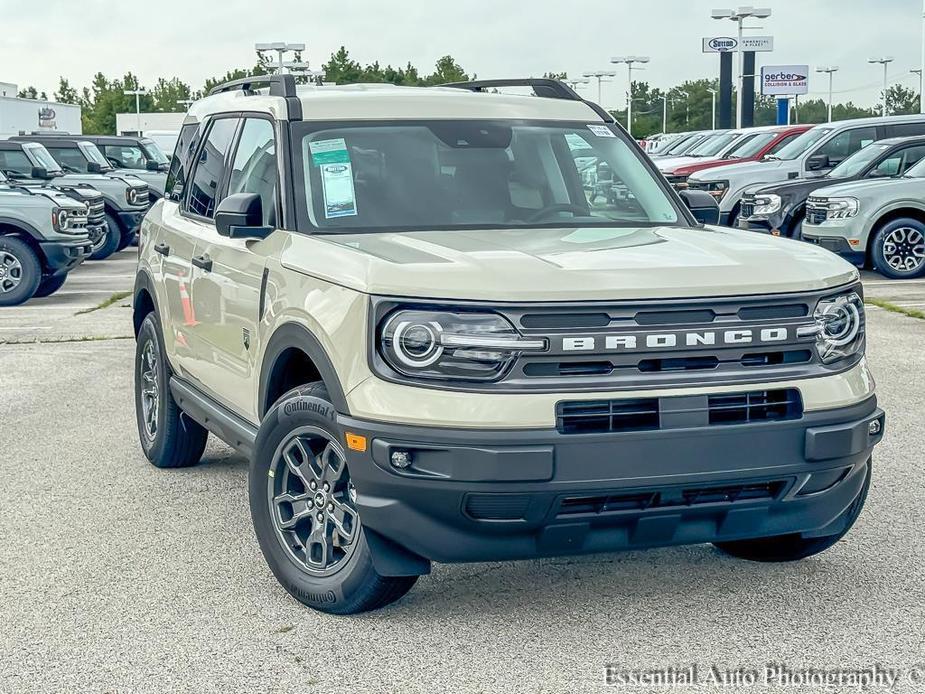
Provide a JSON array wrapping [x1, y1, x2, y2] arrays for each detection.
[[3, 0, 922, 109]]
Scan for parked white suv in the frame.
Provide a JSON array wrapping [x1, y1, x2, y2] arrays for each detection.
[[688, 114, 925, 225], [133, 76, 884, 614]]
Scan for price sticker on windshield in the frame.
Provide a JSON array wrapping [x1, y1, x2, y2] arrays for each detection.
[[587, 124, 616, 138]]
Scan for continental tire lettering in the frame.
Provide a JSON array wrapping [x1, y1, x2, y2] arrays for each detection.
[[291, 586, 337, 604], [283, 399, 334, 421]]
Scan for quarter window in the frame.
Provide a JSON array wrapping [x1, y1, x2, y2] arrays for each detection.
[[813, 127, 878, 165], [166, 123, 201, 200], [186, 118, 239, 219], [227, 119, 278, 226]]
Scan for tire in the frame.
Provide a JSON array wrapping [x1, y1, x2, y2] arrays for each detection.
[[109, 213, 133, 252], [714, 460, 871, 562], [0, 236, 41, 307], [89, 218, 120, 261], [250, 382, 418, 614], [871, 218, 925, 279], [33, 274, 67, 298], [134, 312, 208, 468]]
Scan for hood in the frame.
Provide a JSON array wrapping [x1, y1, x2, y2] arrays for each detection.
[[672, 156, 750, 177], [656, 156, 703, 172], [690, 158, 789, 183], [748, 176, 850, 198], [118, 169, 166, 195], [280, 226, 858, 302], [811, 176, 924, 200]]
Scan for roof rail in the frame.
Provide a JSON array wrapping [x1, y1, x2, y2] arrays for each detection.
[[208, 74, 298, 98], [442, 78, 582, 101]]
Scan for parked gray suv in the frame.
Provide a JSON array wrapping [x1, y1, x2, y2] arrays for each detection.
[[0, 170, 92, 305]]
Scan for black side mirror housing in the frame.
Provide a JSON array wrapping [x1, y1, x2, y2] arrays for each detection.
[[30, 166, 51, 180], [806, 153, 830, 171], [215, 193, 272, 239], [146, 160, 161, 171], [87, 161, 102, 174], [678, 189, 720, 226]]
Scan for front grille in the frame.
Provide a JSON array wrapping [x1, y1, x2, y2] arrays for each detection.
[[87, 200, 105, 224], [664, 174, 689, 190], [556, 388, 802, 435], [806, 197, 828, 225], [557, 480, 787, 517], [740, 197, 756, 219]]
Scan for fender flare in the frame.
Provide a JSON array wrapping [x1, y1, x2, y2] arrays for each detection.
[[132, 268, 161, 335], [259, 322, 350, 418], [0, 216, 44, 241]]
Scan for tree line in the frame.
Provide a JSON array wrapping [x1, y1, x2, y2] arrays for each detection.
[[14, 46, 918, 137]]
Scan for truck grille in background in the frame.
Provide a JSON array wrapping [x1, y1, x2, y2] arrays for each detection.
[[556, 389, 802, 434], [739, 197, 756, 218], [87, 200, 105, 224], [134, 187, 150, 207], [664, 174, 689, 190], [556, 480, 787, 517], [805, 197, 828, 225]]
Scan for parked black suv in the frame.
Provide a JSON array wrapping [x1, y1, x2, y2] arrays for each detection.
[[739, 135, 925, 238]]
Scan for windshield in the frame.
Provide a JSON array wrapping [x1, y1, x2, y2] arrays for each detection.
[[667, 134, 709, 156], [725, 132, 776, 159], [828, 143, 891, 178], [22, 143, 63, 173], [689, 132, 739, 157], [140, 139, 170, 165], [772, 127, 833, 161], [78, 142, 113, 170], [293, 121, 682, 233]]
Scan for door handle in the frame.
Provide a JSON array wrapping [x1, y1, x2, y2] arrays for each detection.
[[191, 253, 213, 272], [154, 242, 170, 256]]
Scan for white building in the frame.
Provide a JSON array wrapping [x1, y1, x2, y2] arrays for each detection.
[[116, 111, 186, 136], [0, 83, 82, 138]]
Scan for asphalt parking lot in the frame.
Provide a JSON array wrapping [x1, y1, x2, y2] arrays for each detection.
[[2, 252, 925, 693]]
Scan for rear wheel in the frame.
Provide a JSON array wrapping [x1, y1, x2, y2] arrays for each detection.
[[714, 461, 871, 562], [0, 236, 41, 307], [250, 382, 417, 614], [33, 274, 67, 298], [134, 312, 208, 468], [89, 219, 120, 260], [871, 218, 925, 279]]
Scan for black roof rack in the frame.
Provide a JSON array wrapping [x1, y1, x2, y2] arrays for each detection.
[[442, 78, 581, 101], [441, 78, 615, 124], [208, 74, 298, 98]]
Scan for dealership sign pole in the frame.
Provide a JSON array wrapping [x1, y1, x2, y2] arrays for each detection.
[[703, 33, 773, 129]]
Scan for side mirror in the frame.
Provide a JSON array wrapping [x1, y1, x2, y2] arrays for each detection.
[[806, 153, 830, 171], [678, 189, 720, 226], [146, 160, 161, 171], [214, 193, 272, 239], [87, 161, 102, 174], [30, 166, 52, 180]]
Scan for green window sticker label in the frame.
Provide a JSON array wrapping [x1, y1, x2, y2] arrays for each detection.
[[310, 138, 350, 165]]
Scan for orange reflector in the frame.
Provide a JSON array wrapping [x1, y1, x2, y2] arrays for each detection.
[[849, 239, 860, 246], [345, 432, 367, 452], [771, 229, 781, 236]]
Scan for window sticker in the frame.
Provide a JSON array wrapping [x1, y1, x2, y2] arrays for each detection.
[[320, 162, 358, 218], [310, 138, 350, 165], [565, 133, 591, 150], [587, 124, 616, 138]]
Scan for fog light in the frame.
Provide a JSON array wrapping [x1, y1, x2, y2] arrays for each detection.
[[390, 450, 413, 469], [868, 420, 882, 436]]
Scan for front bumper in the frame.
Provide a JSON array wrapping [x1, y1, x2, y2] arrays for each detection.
[[802, 233, 866, 267], [341, 396, 883, 564], [39, 237, 93, 276]]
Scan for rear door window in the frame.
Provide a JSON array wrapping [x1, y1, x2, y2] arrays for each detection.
[[184, 118, 239, 219], [814, 127, 878, 165]]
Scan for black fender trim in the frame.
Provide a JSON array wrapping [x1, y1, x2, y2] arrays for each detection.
[[0, 216, 44, 240], [363, 527, 431, 577], [259, 323, 350, 418], [132, 269, 161, 335], [170, 376, 258, 456]]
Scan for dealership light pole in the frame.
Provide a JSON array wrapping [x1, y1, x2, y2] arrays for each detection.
[[816, 66, 839, 122], [610, 56, 649, 138], [582, 71, 616, 105], [711, 6, 772, 129], [707, 88, 718, 129], [125, 88, 146, 136], [868, 57, 894, 116], [564, 77, 591, 92], [921, 0, 925, 112], [255, 42, 306, 74], [659, 95, 668, 134]]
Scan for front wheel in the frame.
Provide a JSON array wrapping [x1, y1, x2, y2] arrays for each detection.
[[249, 382, 417, 614], [33, 274, 67, 298], [90, 220, 120, 261], [0, 236, 41, 307], [871, 218, 925, 279], [714, 460, 871, 562]]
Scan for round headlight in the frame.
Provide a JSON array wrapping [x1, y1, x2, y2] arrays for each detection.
[[820, 300, 861, 346], [58, 210, 69, 230], [127, 188, 139, 204], [391, 320, 444, 368]]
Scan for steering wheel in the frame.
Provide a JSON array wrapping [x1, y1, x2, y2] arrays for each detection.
[[524, 203, 591, 224]]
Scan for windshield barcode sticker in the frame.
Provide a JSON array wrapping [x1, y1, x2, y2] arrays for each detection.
[[587, 124, 616, 138], [310, 138, 350, 165]]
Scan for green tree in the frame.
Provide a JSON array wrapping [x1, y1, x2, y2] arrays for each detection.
[[151, 77, 193, 111], [17, 86, 39, 99], [424, 55, 469, 85], [54, 77, 79, 104], [322, 46, 364, 84], [886, 85, 920, 115]]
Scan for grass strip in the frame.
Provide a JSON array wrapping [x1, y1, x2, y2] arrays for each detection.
[[75, 290, 132, 315], [866, 298, 925, 321]]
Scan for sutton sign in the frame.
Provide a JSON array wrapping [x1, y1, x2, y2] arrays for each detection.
[[702, 36, 774, 53]]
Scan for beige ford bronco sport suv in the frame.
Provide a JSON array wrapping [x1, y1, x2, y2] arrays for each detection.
[[133, 75, 884, 614]]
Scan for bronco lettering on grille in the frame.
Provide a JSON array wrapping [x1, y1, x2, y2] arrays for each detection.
[[561, 327, 790, 352]]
